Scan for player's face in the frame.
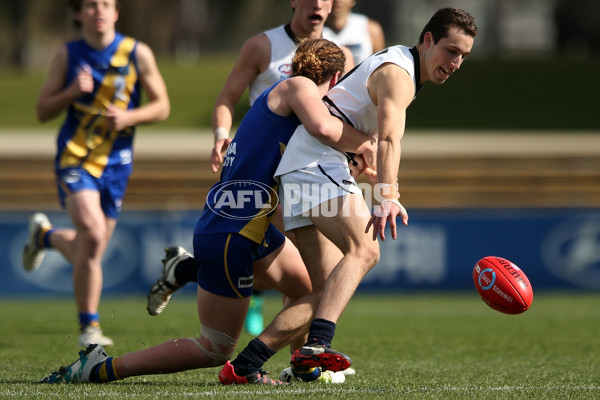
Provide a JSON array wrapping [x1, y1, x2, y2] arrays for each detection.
[[424, 27, 474, 85], [291, 0, 333, 35], [79, 0, 119, 34]]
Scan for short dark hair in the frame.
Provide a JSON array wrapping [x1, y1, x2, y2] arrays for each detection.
[[419, 8, 478, 44], [67, 0, 122, 28]]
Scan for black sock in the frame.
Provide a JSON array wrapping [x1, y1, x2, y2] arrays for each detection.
[[231, 338, 275, 376], [173, 257, 200, 285], [307, 318, 336, 348]]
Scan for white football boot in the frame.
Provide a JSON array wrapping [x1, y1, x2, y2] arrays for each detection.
[[41, 344, 108, 383], [146, 246, 192, 316], [79, 325, 114, 348], [22, 212, 52, 272]]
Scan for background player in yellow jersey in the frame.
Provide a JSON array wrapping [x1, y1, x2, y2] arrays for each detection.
[[23, 0, 170, 348]]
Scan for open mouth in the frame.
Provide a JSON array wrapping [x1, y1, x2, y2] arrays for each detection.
[[309, 14, 323, 22], [439, 67, 450, 80]]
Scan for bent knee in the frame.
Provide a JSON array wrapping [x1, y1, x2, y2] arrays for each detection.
[[357, 242, 380, 269]]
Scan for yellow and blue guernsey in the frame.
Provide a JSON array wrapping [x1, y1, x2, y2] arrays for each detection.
[[195, 81, 300, 246], [55, 32, 140, 217]]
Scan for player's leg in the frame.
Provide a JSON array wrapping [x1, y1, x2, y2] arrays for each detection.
[[243, 204, 296, 336], [115, 286, 248, 378], [291, 194, 379, 372], [308, 193, 379, 324], [251, 235, 314, 353], [42, 233, 260, 384], [42, 286, 249, 384], [60, 189, 116, 347]]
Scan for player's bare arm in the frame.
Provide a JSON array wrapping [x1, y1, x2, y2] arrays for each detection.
[[283, 76, 375, 164], [210, 34, 271, 172], [366, 64, 414, 241], [36, 46, 92, 123], [106, 42, 170, 131]]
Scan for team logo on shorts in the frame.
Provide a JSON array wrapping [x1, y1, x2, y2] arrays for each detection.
[[61, 169, 81, 184], [206, 180, 279, 220]]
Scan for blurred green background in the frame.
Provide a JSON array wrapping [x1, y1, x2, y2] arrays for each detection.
[[3, 57, 599, 131], [0, 0, 599, 131]]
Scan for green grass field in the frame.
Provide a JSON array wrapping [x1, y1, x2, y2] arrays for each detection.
[[1, 292, 598, 399]]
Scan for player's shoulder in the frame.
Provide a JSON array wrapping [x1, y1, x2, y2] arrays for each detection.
[[279, 76, 314, 90], [240, 31, 271, 55]]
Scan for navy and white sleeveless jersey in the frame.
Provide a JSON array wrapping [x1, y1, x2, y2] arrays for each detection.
[[323, 13, 373, 64], [55, 32, 141, 178], [248, 25, 297, 106], [275, 45, 421, 176], [195, 81, 301, 244]]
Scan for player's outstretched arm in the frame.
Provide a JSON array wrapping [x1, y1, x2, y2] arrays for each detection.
[[365, 64, 413, 240], [210, 34, 270, 173]]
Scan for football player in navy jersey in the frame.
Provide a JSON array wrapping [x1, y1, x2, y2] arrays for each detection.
[[24, 0, 169, 348]]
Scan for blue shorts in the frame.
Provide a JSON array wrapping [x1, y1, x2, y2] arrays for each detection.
[[193, 224, 286, 298], [56, 166, 130, 219]]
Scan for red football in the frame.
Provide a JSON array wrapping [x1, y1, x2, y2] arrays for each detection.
[[473, 256, 533, 314]]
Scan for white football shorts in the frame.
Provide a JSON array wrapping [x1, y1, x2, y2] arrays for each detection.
[[278, 162, 363, 231]]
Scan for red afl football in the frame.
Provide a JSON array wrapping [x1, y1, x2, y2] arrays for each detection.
[[473, 256, 533, 314]]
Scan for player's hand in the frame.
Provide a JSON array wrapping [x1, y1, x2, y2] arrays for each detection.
[[359, 136, 377, 170], [105, 105, 129, 131], [363, 167, 378, 186], [210, 138, 232, 173], [365, 200, 408, 241], [71, 64, 94, 98], [349, 154, 366, 180]]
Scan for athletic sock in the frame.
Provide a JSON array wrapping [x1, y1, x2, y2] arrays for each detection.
[[307, 318, 336, 348], [78, 313, 100, 330], [231, 338, 275, 376], [41, 228, 54, 248], [89, 357, 120, 382], [173, 257, 200, 285]]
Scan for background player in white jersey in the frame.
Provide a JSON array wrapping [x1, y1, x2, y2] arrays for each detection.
[[23, 0, 169, 348], [323, 0, 385, 64], [275, 8, 478, 374], [207, 0, 353, 337]]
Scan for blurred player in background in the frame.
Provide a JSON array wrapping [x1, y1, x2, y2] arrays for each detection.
[[41, 39, 374, 386], [323, 0, 385, 64], [275, 7, 478, 375], [206, 0, 352, 337], [23, 0, 170, 348]]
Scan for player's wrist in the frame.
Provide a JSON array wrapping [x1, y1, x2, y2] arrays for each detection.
[[214, 127, 229, 142], [381, 198, 402, 208], [375, 183, 399, 201]]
